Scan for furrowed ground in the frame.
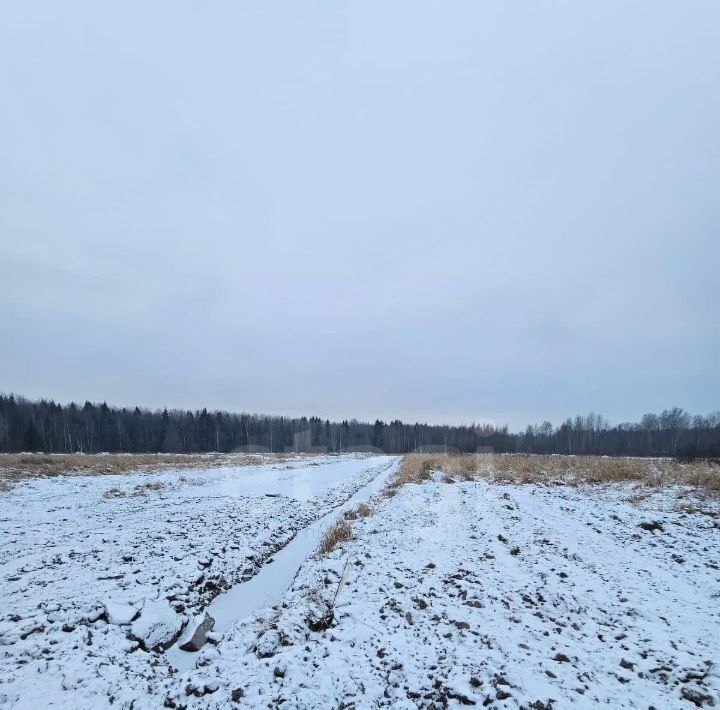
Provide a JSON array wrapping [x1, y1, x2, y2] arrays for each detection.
[[164, 455, 720, 710], [0, 453, 396, 708], [1, 454, 718, 708]]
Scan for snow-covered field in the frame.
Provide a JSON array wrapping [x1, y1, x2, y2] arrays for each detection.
[[2, 457, 719, 708], [166, 476, 720, 709], [0, 454, 397, 708]]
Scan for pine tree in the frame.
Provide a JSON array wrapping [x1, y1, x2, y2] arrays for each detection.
[[24, 419, 41, 451]]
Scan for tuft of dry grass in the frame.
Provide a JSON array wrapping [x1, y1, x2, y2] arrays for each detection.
[[344, 502, 372, 520], [389, 453, 487, 489], [356, 502, 372, 517], [133, 480, 165, 495], [388, 454, 440, 488], [446, 454, 487, 481], [318, 520, 353, 555]]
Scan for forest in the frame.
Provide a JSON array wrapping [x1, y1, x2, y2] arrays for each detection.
[[0, 394, 718, 458]]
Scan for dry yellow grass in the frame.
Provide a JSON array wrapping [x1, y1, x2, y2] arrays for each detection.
[[101, 480, 168, 499], [389, 453, 488, 488], [491, 455, 720, 492], [133, 480, 165, 495], [355, 502, 372, 517], [344, 502, 372, 520], [387, 453, 720, 494], [0, 452, 280, 481], [388, 454, 440, 488], [318, 520, 353, 555]]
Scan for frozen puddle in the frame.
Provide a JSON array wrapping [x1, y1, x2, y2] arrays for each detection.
[[165, 458, 397, 670], [202, 456, 394, 501]]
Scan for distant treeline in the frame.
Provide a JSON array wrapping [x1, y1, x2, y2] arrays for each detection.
[[0, 394, 718, 458]]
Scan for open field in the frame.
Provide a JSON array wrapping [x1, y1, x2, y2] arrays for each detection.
[[0, 454, 397, 708], [183, 459, 719, 709], [1, 454, 718, 708], [0, 452, 309, 482]]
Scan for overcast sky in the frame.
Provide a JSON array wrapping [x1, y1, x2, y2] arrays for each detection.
[[1, 1, 718, 430]]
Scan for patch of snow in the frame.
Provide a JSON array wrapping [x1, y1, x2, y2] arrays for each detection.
[[104, 600, 140, 626], [130, 599, 185, 651]]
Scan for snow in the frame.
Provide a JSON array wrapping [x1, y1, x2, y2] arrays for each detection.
[[104, 600, 140, 626], [2, 457, 719, 708], [130, 599, 185, 651], [0, 453, 396, 708], [163, 478, 720, 709], [166, 454, 396, 670]]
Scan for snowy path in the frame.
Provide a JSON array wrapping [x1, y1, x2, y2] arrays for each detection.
[[167, 478, 720, 709], [166, 456, 397, 670], [0, 454, 397, 708]]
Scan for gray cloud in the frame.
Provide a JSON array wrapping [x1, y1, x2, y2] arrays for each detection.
[[1, 1, 718, 429]]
